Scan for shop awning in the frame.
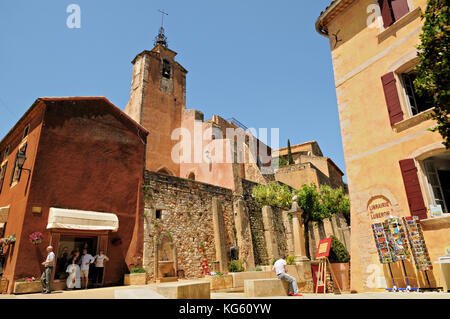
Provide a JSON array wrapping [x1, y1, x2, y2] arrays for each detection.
[[0, 206, 9, 223], [47, 208, 119, 232]]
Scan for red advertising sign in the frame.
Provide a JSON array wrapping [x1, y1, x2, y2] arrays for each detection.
[[316, 237, 332, 259]]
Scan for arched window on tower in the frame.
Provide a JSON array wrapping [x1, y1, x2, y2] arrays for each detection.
[[188, 172, 195, 181]]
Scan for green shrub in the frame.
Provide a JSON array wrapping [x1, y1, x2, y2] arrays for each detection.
[[255, 266, 262, 271], [228, 259, 245, 272], [328, 235, 350, 263], [130, 267, 147, 274], [286, 256, 296, 265]]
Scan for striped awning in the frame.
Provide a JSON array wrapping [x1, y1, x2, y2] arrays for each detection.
[[0, 206, 9, 223], [47, 208, 119, 232]]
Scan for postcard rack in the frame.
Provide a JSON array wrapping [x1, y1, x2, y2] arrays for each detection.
[[371, 217, 419, 292]]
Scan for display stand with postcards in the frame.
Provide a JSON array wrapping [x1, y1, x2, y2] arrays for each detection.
[[371, 217, 419, 292], [384, 217, 418, 292], [371, 221, 398, 291], [402, 216, 442, 292]]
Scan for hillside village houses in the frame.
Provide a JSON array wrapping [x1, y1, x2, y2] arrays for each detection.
[[0, 25, 349, 294], [316, 0, 449, 292]]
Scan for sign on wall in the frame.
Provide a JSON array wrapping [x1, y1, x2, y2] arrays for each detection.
[[368, 196, 393, 221]]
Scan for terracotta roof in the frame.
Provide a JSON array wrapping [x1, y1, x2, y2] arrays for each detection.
[[316, 0, 357, 36]]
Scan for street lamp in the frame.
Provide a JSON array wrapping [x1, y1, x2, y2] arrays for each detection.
[[16, 153, 31, 195], [16, 153, 29, 171]]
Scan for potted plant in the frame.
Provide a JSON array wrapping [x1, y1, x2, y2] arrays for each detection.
[[328, 235, 350, 292], [14, 276, 42, 294], [29, 232, 43, 245], [228, 259, 245, 273], [124, 267, 147, 285], [205, 271, 233, 290]]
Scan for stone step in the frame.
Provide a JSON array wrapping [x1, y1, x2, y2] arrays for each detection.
[[244, 279, 289, 297]]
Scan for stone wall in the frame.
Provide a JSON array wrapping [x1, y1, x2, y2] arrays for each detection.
[[143, 171, 235, 280], [142, 172, 297, 280], [241, 179, 268, 266], [242, 180, 288, 266]]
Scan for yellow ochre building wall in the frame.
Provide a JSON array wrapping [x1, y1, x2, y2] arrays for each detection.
[[317, 0, 449, 292]]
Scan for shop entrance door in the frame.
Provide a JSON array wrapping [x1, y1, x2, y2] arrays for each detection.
[[55, 235, 99, 284]]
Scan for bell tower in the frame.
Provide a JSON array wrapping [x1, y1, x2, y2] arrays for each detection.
[[125, 25, 187, 176]]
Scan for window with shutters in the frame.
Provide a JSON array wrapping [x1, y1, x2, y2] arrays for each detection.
[[400, 71, 434, 116], [378, 0, 410, 28], [422, 154, 450, 214], [10, 142, 27, 186], [399, 159, 428, 219]]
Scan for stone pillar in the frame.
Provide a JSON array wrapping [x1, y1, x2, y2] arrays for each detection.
[[153, 237, 159, 282], [291, 211, 309, 263], [282, 212, 295, 256], [212, 197, 228, 273], [233, 198, 255, 269], [262, 206, 279, 261]]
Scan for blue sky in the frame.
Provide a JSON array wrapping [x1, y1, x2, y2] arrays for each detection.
[[0, 1, 345, 180]]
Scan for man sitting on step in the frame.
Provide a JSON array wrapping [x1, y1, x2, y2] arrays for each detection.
[[272, 255, 302, 296]]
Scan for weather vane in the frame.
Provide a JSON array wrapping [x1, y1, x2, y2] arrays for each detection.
[[158, 9, 168, 28], [155, 9, 169, 47]]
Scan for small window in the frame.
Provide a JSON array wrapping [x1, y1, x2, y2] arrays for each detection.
[[0, 162, 7, 194], [162, 60, 171, 79], [23, 125, 30, 139], [401, 72, 434, 116], [10, 143, 27, 185], [155, 209, 162, 219]]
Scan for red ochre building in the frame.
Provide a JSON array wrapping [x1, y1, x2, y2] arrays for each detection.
[[0, 97, 148, 293]]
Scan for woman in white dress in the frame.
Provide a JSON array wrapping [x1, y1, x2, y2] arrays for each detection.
[[66, 252, 81, 289]]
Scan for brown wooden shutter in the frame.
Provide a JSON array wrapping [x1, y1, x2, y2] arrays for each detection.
[[391, 0, 409, 21], [381, 72, 403, 126], [399, 159, 428, 220], [378, 0, 394, 28]]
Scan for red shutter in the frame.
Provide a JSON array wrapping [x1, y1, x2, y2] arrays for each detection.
[[391, 0, 409, 21], [378, 0, 394, 28], [381, 72, 403, 126], [399, 159, 428, 220]]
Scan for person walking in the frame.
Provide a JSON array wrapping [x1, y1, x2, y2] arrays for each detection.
[[80, 249, 95, 289], [41, 246, 55, 294], [93, 250, 109, 287], [272, 255, 302, 296]]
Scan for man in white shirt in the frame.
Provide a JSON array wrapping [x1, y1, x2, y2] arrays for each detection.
[[41, 246, 55, 294], [80, 249, 95, 289], [272, 255, 302, 296]]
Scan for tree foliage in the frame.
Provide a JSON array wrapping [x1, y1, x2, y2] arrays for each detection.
[[295, 184, 324, 223], [252, 182, 292, 210], [287, 139, 294, 165], [414, 0, 450, 148], [328, 235, 350, 263], [319, 185, 350, 221]]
